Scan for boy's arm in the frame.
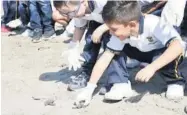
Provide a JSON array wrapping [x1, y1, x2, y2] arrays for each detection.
[[63, 20, 87, 71], [52, 10, 69, 26], [89, 49, 115, 84], [136, 15, 185, 82], [92, 24, 109, 43], [72, 27, 86, 43], [74, 35, 124, 108], [149, 39, 183, 71], [136, 39, 184, 82], [74, 49, 115, 108], [72, 19, 88, 43]]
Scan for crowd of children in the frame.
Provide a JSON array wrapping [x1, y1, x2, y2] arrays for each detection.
[[1, 0, 75, 42], [53, 0, 187, 108], [1, 0, 187, 109]]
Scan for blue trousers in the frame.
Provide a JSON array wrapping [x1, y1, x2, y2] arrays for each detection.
[[2, 1, 18, 25], [29, 0, 53, 31], [18, 1, 29, 26]]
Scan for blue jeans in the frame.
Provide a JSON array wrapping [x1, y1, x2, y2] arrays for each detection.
[[18, 1, 29, 26], [81, 21, 103, 75], [2, 1, 17, 25], [29, 0, 54, 31]]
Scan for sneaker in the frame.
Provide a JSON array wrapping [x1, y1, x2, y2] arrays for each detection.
[[1, 25, 11, 33], [61, 30, 73, 38], [14, 25, 27, 34], [29, 28, 42, 42], [166, 83, 185, 99], [104, 80, 133, 101], [126, 58, 140, 69], [67, 72, 89, 91], [43, 29, 56, 39], [21, 29, 31, 37]]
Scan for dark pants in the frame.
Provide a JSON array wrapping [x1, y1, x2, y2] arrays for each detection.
[[18, 1, 29, 26], [2, 1, 18, 25], [81, 21, 103, 75], [122, 44, 186, 85], [81, 21, 129, 84], [181, 3, 187, 36], [106, 52, 130, 84], [29, 0, 53, 31]]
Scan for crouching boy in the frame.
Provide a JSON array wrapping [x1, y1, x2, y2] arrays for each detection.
[[74, 1, 186, 108]]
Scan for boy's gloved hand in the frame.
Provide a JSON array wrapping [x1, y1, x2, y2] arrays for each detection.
[[74, 83, 97, 108], [62, 41, 85, 71]]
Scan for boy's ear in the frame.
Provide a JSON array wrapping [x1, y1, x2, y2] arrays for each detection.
[[129, 21, 137, 28]]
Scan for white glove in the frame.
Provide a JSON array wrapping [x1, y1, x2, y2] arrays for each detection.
[[74, 83, 97, 108], [62, 41, 85, 71]]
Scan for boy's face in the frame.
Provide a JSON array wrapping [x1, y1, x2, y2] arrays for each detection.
[[106, 21, 139, 41], [57, 0, 87, 19]]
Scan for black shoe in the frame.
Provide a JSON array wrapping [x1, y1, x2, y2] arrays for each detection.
[[30, 28, 42, 42], [14, 25, 27, 34], [67, 72, 89, 91], [43, 29, 55, 39]]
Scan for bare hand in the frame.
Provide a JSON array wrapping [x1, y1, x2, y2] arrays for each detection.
[[135, 65, 156, 82], [92, 28, 103, 44], [52, 10, 69, 26]]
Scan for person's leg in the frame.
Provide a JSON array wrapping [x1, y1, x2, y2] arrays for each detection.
[[103, 43, 157, 100], [158, 54, 186, 99], [17, 1, 30, 34], [68, 21, 103, 91], [1, 1, 17, 32], [29, 0, 41, 30], [103, 51, 133, 100], [81, 21, 103, 75], [5, 1, 17, 24], [2, 1, 9, 25], [29, 0, 42, 40], [38, 0, 55, 38], [124, 44, 186, 99], [1, 1, 11, 32], [19, 1, 29, 26], [126, 45, 186, 98], [105, 54, 129, 84]]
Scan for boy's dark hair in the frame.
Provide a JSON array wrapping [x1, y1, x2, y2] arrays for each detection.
[[102, 1, 141, 24], [53, 1, 66, 8], [53, 1, 79, 8]]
